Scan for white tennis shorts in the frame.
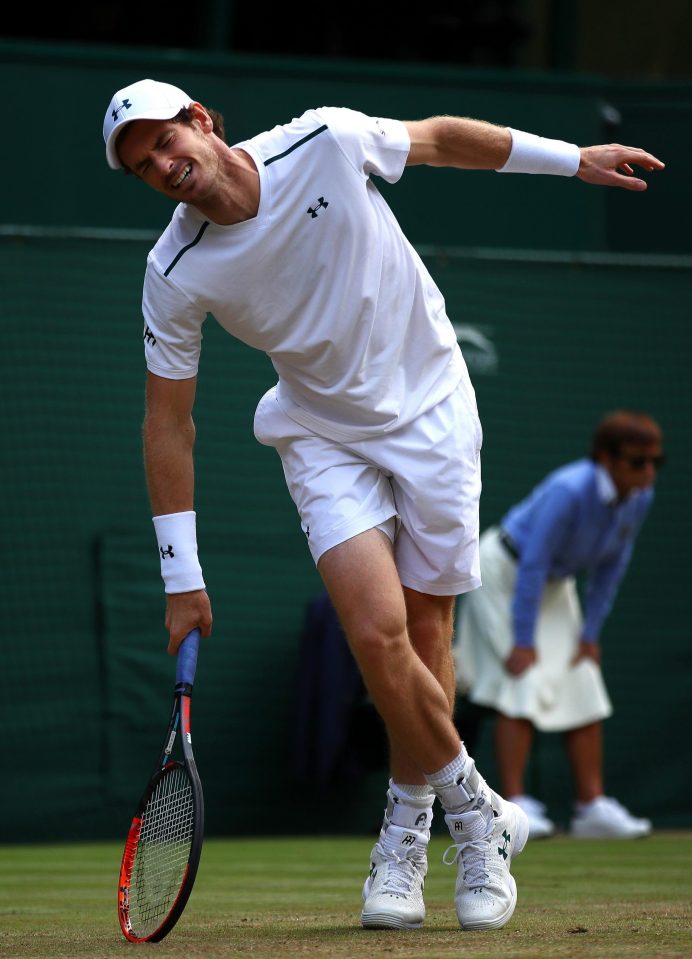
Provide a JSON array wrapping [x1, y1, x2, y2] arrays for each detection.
[[253, 380, 483, 596]]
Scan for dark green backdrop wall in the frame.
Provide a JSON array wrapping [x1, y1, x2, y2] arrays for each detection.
[[1, 43, 690, 842], [3, 40, 690, 251]]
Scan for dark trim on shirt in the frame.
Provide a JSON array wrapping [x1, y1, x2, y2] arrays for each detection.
[[264, 124, 329, 166], [164, 220, 210, 277]]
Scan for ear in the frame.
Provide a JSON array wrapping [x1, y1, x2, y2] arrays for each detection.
[[190, 102, 214, 133], [596, 451, 616, 476]]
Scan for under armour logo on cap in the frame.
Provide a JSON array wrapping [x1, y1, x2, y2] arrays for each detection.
[[111, 99, 132, 122]]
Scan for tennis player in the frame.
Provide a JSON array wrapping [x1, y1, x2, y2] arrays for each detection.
[[103, 79, 664, 932]]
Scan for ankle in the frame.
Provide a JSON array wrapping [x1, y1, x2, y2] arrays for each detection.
[[385, 780, 434, 836], [426, 749, 491, 817], [575, 794, 605, 813]]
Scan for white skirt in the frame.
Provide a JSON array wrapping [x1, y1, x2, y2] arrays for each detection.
[[454, 527, 613, 732]]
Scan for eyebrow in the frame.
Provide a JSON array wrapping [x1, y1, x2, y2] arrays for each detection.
[[133, 130, 172, 174]]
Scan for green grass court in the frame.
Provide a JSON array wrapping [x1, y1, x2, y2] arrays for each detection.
[[1, 834, 690, 958]]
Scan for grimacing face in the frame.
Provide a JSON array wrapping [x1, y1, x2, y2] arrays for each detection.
[[116, 106, 220, 204]]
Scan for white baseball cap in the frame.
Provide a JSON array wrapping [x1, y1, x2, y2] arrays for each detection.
[[103, 78, 193, 170]]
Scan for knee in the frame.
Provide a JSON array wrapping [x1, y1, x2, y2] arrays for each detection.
[[348, 611, 408, 671]]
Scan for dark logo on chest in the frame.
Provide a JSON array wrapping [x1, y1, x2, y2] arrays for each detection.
[[307, 197, 329, 218]]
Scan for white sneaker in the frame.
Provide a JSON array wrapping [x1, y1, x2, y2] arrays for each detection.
[[361, 825, 427, 929], [509, 794, 556, 840], [569, 796, 652, 839], [443, 791, 529, 931]]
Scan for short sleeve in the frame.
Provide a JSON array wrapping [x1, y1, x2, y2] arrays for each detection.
[[142, 260, 205, 379], [316, 107, 410, 184]]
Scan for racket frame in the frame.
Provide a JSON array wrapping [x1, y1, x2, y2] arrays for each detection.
[[117, 630, 204, 943]]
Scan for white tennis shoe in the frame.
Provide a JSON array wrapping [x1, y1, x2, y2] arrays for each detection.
[[569, 796, 652, 839], [443, 791, 529, 931], [361, 825, 428, 929]]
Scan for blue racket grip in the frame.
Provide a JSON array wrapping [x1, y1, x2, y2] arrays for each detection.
[[176, 628, 201, 687]]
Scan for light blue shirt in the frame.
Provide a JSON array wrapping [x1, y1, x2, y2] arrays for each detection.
[[502, 459, 654, 647]]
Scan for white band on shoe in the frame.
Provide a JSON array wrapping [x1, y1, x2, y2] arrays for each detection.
[[496, 128, 581, 177]]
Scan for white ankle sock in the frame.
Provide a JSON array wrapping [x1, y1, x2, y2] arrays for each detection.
[[426, 750, 468, 791], [426, 747, 491, 818]]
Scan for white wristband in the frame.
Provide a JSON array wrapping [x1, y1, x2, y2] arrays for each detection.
[[152, 511, 205, 594], [496, 127, 580, 177]]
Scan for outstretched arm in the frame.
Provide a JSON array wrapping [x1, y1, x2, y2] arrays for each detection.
[[404, 116, 664, 189], [404, 116, 512, 169]]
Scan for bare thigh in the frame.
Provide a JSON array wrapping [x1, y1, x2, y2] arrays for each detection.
[[318, 528, 407, 648]]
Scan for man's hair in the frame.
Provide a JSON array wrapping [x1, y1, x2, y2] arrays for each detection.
[[590, 410, 662, 459], [174, 104, 226, 141]]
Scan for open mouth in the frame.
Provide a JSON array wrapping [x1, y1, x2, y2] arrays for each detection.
[[172, 164, 192, 189]]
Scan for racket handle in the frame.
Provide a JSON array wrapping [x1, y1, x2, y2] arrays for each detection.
[[176, 628, 201, 687]]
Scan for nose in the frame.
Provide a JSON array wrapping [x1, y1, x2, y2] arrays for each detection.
[[642, 460, 657, 484], [151, 154, 171, 177]]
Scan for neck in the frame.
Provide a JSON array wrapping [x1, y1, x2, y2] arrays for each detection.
[[194, 148, 260, 225]]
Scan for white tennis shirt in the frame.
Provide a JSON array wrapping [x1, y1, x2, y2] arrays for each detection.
[[142, 106, 468, 441]]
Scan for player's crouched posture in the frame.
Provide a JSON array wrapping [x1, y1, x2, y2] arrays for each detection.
[[103, 79, 664, 931]]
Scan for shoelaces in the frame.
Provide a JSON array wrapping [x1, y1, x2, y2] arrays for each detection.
[[442, 839, 491, 889], [374, 844, 423, 895]]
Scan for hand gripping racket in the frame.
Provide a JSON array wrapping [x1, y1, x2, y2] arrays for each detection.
[[118, 629, 204, 942]]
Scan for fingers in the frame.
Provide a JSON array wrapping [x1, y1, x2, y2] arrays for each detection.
[[572, 641, 601, 666], [622, 148, 665, 171], [504, 646, 536, 676], [165, 591, 213, 654], [613, 173, 648, 192], [609, 145, 665, 171], [577, 143, 665, 191], [167, 633, 185, 656]]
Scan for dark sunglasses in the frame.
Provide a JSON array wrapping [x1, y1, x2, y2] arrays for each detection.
[[619, 453, 666, 470]]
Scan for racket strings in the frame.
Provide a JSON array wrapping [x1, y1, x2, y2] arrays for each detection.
[[128, 765, 195, 936]]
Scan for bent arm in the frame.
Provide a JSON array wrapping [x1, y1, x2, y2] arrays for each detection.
[[582, 539, 636, 642]]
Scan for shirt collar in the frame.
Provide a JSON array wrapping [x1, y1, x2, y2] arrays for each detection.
[[595, 464, 618, 504]]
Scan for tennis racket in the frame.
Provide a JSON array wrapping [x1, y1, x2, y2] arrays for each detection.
[[117, 628, 205, 942]]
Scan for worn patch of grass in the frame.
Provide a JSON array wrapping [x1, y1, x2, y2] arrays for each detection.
[[0, 833, 690, 958]]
